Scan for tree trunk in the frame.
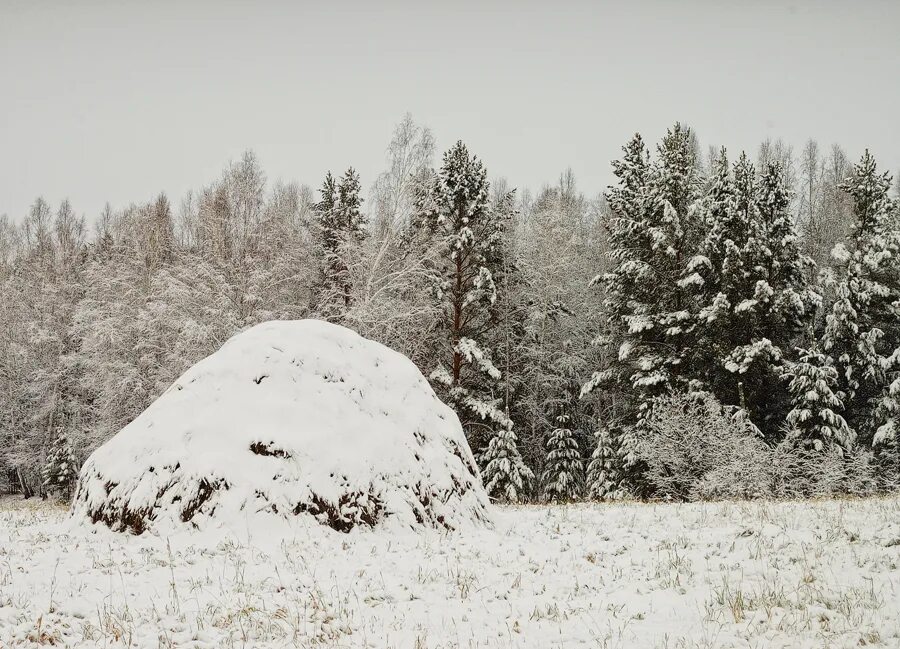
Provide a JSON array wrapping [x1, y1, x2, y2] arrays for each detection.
[[452, 254, 463, 383], [17, 467, 33, 499]]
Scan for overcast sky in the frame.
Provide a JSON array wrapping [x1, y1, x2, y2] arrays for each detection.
[[2, 0, 898, 222]]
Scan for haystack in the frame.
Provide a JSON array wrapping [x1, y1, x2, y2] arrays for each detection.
[[72, 320, 490, 533]]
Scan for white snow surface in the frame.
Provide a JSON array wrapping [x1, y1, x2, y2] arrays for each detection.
[[3, 496, 900, 648], [71, 319, 490, 533]]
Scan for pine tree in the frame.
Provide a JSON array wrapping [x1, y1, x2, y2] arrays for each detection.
[[783, 346, 854, 451], [822, 152, 899, 446], [823, 281, 864, 402], [481, 425, 534, 503], [626, 123, 702, 405], [315, 168, 366, 319], [585, 427, 626, 500], [541, 413, 583, 502], [41, 430, 78, 499], [744, 161, 818, 437], [413, 141, 515, 455]]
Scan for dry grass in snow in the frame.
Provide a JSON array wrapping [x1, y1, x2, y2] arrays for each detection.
[[2, 495, 899, 648]]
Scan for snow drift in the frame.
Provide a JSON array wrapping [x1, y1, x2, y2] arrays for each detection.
[[72, 320, 491, 533]]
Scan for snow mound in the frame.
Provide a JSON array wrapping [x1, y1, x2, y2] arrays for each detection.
[[72, 320, 491, 534]]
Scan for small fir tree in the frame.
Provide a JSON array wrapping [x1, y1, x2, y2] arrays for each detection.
[[585, 427, 627, 500], [42, 431, 78, 499], [783, 347, 854, 451], [481, 425, 534, 503], [541, 413, 583, 502]]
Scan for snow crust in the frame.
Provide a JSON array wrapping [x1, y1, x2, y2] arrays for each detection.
[[71, 319, 490, 533]]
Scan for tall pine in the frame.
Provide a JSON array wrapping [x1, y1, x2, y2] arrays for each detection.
[[414, 142, 530, 498]]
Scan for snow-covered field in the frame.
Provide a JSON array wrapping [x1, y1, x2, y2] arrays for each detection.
[[2, 496, 899, 649]]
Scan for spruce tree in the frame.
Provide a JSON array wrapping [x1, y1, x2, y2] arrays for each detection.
[[691, 149, 737, 340], [693, 153, 815, 439], [541, 413, 583, 502], [315, 171, 342, 317], [41, 430, 78, 499], [581, 133, 651, 400], [585, 426, 626, 500], [872, 363, 900, 484], [628, 123, 703, 407], [580, 133, 650, 491], [783, 346, 854, 451], [583, 125, 702, 494], [481, 425, 534, 503], [822, 152, 899, 447], [337, 168, 365, 239], [756, 161, 815, 339], [315, 168, 366, 319]]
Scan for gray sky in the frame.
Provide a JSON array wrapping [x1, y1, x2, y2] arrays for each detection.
[[2, 0, 898, 222]]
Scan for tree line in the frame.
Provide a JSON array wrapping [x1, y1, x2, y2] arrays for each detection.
[[1, 115, 898, 503]]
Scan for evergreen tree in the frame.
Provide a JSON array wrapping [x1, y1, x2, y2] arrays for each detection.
[[822, 152, 899, 446], [541, 413, 583, 502], [41, 430, 78, 499], [580, 133, 650, 491], [583, 125, 702, 494], [315, 171, 340, 312], [756, 161, 815, 339], [481, 425, 534, 503], [315, 168, 366, 319], [783, 346, 854, 451], [585, 426, 626, 500], [337, 167, 365, 237], [413, 141, 515, 455], [693, 153, 815, 439], [872, 349, 900, 483], [582, 133, 651, 400], [636, 123, 703, 397], [691, 149, 738, 355]]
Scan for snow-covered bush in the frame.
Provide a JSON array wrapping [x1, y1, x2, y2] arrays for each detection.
[[637, 391, 887, 502], [72, 320, 491, 533], [635, 392, 771, 501], [770, 436, 882, 498]]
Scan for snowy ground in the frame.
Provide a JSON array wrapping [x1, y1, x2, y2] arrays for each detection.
[[2, 496, 899, 648]]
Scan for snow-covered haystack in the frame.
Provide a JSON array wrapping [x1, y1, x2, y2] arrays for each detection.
[[72, 320, 491, 534]]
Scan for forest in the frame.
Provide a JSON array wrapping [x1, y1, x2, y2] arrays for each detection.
[[2, 114, 899, 504]]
